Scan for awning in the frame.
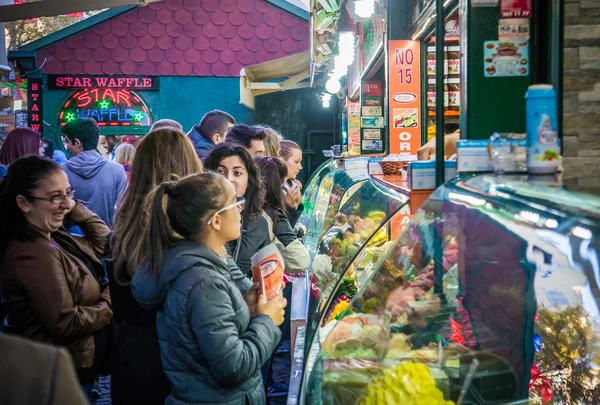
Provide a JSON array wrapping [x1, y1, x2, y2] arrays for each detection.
[[240, 51, 311, 110], [0, 0, 162, 23]]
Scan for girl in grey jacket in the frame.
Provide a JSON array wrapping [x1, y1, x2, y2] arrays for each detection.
[[131, 173, 287, 405]]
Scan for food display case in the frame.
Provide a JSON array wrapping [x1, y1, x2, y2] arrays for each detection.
[[305, 176, 410, 351], [303, 166, 370, 260], [297, 160, 340, 236], [298, 173, 600, 405]]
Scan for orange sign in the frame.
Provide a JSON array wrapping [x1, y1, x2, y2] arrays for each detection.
[[388, 40, 422, 154]]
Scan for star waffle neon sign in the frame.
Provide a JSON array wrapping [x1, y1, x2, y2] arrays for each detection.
[[59, 89, 151, 127]]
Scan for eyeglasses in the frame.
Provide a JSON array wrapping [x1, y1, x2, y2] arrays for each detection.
[[208, 196, 245, 225], [27, 191, 75, 205]]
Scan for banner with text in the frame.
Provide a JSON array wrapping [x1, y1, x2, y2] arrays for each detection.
[[27, 78, 43, 134], [388, 40, 421, 155]]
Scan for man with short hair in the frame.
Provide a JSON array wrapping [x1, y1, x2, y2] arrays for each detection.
[[99, 135, 121, 161], [187, 110, 235, 160], [225, 124, 267, 157], [62, 118, 127, 227]]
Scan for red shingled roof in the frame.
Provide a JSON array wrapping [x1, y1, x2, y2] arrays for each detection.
[[36, 0, 309, 77]]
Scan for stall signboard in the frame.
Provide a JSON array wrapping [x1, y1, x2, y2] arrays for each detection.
[[361, 19, 384, 75], [27, 78, 43, 134], [361, 81, 384, 154], [500, 0, 532, 18], [59, 89, 152, 127], [388, 40, 421, 154], [48, 75, 159, 91], [348, 100, 361, 154]]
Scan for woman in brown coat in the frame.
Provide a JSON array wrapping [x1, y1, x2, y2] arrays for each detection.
[[0, 156, 112, 395]]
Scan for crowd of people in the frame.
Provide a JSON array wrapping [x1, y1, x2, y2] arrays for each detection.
[[0, 110, 310, 405]]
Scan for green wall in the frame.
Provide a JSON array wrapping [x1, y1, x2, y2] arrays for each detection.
[[41, 76, 255, 143], [466, 6, 531, 139]]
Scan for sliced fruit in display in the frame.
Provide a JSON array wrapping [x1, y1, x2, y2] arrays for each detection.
[[360, 362, 454, 405]]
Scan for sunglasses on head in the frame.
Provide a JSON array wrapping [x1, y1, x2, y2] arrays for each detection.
[[208, 195, 245, 225]]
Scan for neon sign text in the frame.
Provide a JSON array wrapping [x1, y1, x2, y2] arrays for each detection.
[[59, 89, 151, 127]]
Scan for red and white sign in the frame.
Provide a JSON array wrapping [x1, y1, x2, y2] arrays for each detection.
[[362, 81, 382, 97], [500, 0, 532, 18], [389, 40, 421, 155]]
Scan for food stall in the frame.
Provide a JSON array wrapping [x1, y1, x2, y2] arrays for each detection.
[[289, 165, 414, 403], [294, 172, 600, 405]]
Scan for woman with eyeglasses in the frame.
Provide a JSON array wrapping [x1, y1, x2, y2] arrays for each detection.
[[0, 156, 112, 396], [131, 172, 286, 405], [204, 143, 270, 277]]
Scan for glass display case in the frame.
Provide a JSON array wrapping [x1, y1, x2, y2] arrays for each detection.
[[306, 177, 410, 352], [297, 160, 340, 236], [303, 168, 370, 260], [300, 173, 600, 405]]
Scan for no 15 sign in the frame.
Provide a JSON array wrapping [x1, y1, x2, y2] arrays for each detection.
[[388, 40, 421, 155]]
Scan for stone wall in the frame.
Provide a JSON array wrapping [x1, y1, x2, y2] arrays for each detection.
[[563, 0, 600, 189]]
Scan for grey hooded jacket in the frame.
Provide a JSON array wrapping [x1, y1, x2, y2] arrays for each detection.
[[131, 241, 281, 405]]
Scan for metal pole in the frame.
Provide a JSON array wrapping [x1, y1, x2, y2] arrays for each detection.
[[435, 0, 445, 187]]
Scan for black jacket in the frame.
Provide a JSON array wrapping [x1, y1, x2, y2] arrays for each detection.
[[228, 215, 271, 277]]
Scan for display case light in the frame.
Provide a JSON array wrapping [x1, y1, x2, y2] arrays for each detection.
[[325, 78, 341, 94], [322, 93, 332, 108], [355, 0, 375, 18]]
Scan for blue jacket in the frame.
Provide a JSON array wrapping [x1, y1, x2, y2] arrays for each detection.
[[131, 241, 281, 405], [0, 165, 6, 179], [62, 150, 127, 228], [186, 126, 214, 161]]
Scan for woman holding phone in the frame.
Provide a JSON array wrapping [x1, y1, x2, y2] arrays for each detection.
[[279, 140, 304, 227]]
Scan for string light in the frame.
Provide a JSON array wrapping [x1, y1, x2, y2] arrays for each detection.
[[355, 0, 375, 18], [325, 78, 341, 94]]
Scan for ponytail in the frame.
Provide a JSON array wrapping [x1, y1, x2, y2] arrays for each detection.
[[141, 173, 229, 279], [143, 181, 180, 279]]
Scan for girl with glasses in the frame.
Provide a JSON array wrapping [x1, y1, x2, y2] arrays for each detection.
[[131, 172, 286, 405], [0, 156, 112, 397]]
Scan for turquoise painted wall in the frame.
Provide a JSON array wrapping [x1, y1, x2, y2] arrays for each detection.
[[41, 76, 255, 144]]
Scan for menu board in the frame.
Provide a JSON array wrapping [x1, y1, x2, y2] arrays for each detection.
[[347, 100, 361, 155], [484, 40, 529, 77], [360, 81, 384, 154], [388, 40, 422, 155]]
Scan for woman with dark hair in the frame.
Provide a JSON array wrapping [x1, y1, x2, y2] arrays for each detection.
[[204, 143, 271, 277], [131, 172, 286, 405], [0, 128, 44, 177], [0, 156, 112, 397], [109, 128, 203, 405], [279, 140, 304, 227], [255, 156, 310, 274]]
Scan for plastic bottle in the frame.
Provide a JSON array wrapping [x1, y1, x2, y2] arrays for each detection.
[[525, 84, 560, 174]]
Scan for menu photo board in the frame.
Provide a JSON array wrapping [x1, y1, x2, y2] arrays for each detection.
[[388, 40, 421, 155], [347, 100, 361, 154], [360, 81, 384, 154]]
